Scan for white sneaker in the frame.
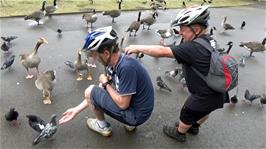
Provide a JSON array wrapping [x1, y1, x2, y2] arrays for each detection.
[[124, 125, 136, 132], [86, 118, 112, 137]]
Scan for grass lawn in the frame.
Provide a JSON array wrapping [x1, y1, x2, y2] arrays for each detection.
[[0, 0, 262, 17]]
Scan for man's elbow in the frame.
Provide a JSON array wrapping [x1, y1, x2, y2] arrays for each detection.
[[117, 102, 129, 110]]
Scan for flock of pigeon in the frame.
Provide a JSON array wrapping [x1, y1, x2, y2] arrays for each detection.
[[1, 0, 266, 146]]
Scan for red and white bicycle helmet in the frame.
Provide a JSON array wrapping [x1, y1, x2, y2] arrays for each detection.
[[171, 5, 210, 27]]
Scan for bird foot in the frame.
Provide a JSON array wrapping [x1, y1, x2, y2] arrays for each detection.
[[26, 75, 34, 79], [43, 97, 52, 104], [87, 75, 93, 81]]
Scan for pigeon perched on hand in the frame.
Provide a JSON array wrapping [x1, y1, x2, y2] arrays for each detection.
[[244, 89, 261, 103], [165, 67, 179, 78], [1, 55, 15, 70], [5, 107, 20, 127], [1, 36, 18, 44], [26, 114, 57, 145], [64, 60, 75, 69], [156, 76, 172, 92]]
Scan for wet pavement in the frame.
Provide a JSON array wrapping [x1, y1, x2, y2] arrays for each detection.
[[0, 6, 265, 149]]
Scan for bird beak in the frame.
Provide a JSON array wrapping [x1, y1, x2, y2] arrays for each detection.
[[43, 39, 48, 44]]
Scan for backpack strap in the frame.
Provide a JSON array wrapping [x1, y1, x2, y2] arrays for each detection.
[[193, 38, 215, 52], [191, 37, 215, 81]]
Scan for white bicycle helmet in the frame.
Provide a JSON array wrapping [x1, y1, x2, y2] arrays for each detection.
[[171, 5, 210, 27], [82, 26, 118, 52]]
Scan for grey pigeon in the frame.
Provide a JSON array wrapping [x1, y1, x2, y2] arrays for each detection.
[[1, 36, 18, 44], [5, 107, 19, 127], [26, 114, 57, 145], [165, 67, 179, 78], [64, 61, 75, 69], [1, 55, 15, 70], [244, 89, 261, 103], [156, 76, 172, 92]]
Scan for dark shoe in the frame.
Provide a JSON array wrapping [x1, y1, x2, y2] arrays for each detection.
[[163, 125, 186, 142], [174, 121, 199, 135]]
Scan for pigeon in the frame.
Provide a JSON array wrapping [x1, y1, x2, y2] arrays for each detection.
[[1, 55, 15, 70], [260, 94, 266, 105], [5, 107, 19, 127], [240, 21, 246, 30], [26, 114, 57, 145], [1, 36, 18, 44], [244, 89, 261, 103], [64, 60, 75, 69], [1, 42, 10, 52], [230, 95, 238, 104], [156, 76, 172, 92], [165, 67, 179, 78]]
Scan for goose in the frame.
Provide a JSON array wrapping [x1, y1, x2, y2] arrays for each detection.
[[225, 41, 233, 54], [126, 11, 141, 37], [74, 49, 92, 81], [24, 1, 46, 25], [239, 37, 266, 57], [45, 0, 58, 17], [20, 37, 48, 79], [82, 9, 97, 28], [35, 70, 56, 104], [221, 16, 235, 32], [102, 1, 122, 23], [155, 28, 176, 45], [140, 12, 158, 30]]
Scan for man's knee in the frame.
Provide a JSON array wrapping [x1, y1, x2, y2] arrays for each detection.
[[84, 85, 95, 99]]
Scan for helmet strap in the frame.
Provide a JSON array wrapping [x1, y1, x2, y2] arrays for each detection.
[[189, 25, 205, 39]]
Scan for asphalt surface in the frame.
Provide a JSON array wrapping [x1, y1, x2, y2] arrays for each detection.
[[0, 6, 265, 149]]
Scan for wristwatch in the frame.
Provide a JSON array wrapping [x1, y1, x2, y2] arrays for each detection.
[[102, 82, 110, 90]]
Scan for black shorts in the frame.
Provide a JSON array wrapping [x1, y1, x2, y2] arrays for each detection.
[[179, 106, 211, 125]]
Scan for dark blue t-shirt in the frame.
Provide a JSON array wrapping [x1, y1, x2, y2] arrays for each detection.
[[108, 54, 154, 125]]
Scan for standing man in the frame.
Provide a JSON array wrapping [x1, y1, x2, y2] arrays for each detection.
[[125, 6, 227, 142], [59, 26, 154, 137]]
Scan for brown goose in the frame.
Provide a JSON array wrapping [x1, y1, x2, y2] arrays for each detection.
[[74, 50, 92, 81], [239, 37, 266, 57], [24, 1, 46, 25], [221, 16, 235, 32], [140, 12, 158, 30], [82, 9, 97, 28], [102, 1, 122, 23], [45, 0, 58, 17], [126, 11, 141, 37], [35, 70, 56, 104], [20, 38, 48, 79]]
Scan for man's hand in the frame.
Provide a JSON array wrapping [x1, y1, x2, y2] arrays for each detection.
[[124, 45, 140, 55]]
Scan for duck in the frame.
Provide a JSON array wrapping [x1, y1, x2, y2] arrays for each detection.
[[20, 37, 48, 79], [74, 49, 92, 81], [102, 1, 122, 23], [35, 70, 56, 104], [155, 28, 178, 45], [221, 16, 235, 32], [24, 1, 46, 25], [44, 0, 58, 17], [140, 12, 158, 30], [126, 11, 141, 37], [239, 37, 266, 57], [82, 9, 97, 28]]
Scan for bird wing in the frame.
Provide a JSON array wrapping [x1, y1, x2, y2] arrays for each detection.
[[44, 70, 56, 81], [27, 115, 47, 133]]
